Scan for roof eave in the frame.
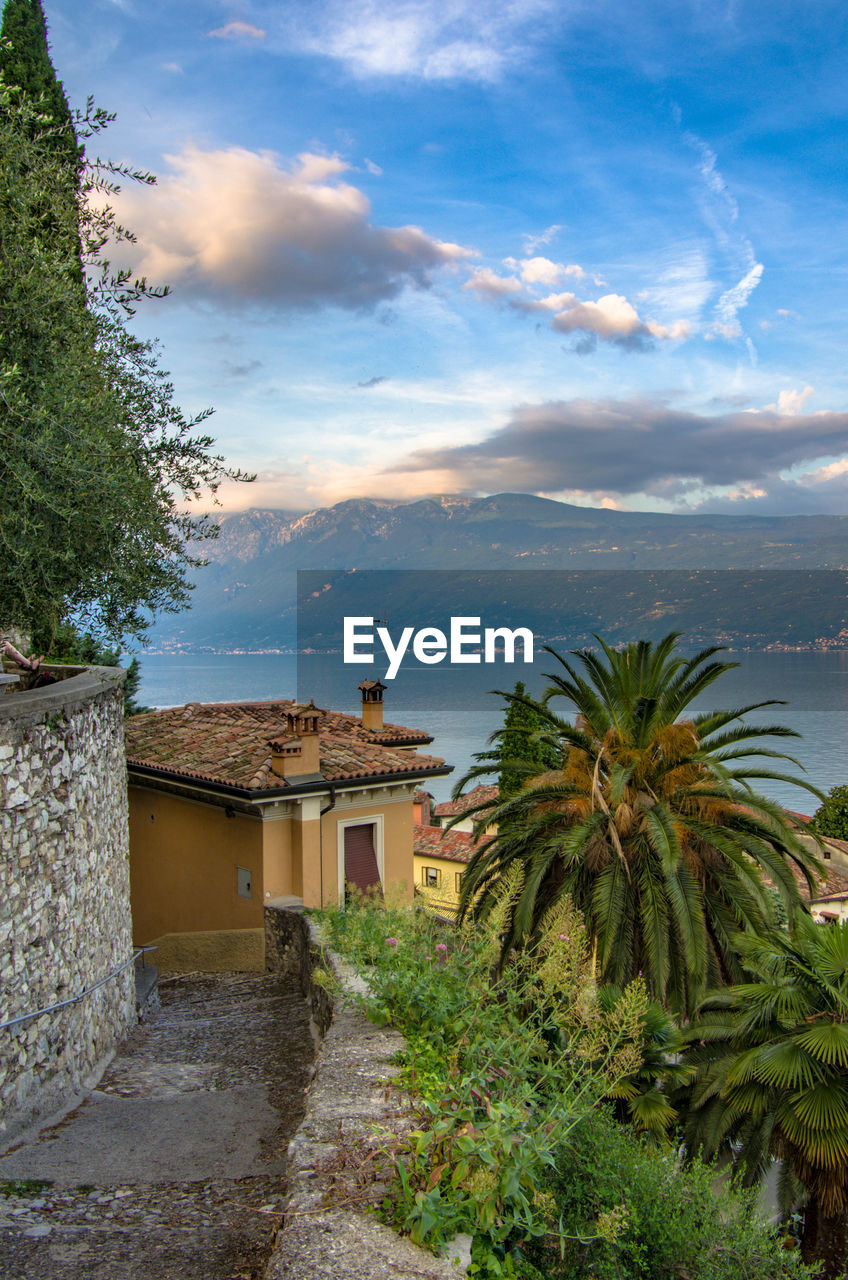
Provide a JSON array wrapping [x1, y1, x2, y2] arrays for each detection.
[[127, 759, 454, 802]]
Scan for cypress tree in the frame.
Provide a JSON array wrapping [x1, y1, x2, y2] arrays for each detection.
[[1, 1, 78, 160], [0, 0, 83, 275], [497, 680, 556, 797]]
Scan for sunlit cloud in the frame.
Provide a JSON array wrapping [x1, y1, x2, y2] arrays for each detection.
[[289, 0, 560, 82], [209, 20, 266, 40], [465, 264, 690, 350], [110, 145, 471, 311], [384, 397, 848, 500], [764, 387, 815, 415]]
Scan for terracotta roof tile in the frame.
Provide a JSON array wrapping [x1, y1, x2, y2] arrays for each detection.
[[766, 857, 848, 905], [125, 698, 449, 793], [434, 783, 499, 818], [787, 811, 848, 859], [413, 824, 481, 865]]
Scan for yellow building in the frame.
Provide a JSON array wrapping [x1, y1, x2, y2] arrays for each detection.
[[433, 783, 499, 834], [125, 681, 451, 968], [413, 822, 482, 916]]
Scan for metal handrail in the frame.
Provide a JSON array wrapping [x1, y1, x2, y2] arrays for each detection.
[[0, 946, 158, 1032]]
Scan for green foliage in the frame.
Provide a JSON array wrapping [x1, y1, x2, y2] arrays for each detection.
[[810, 785, 848, 841], [0, 1178, 52, 1197], [597, 985, 694, 1143], [0, 37, 251, 644], [29, 620, 148, 714], [685, 914, 848, 1276], [0, 1, 78, 164], [320, 889, 650, 1276], [530, 1107, 811, 1279], [497, 681, 557, 799], [321, 892, 808, 1280], [458, 633, 823, 1014]]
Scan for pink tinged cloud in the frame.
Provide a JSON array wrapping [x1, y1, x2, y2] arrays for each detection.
[[463, 264, 688, 347], [209, 21, 266, 40], [109, 146, 471, 311], [384, 397, 848, 500]]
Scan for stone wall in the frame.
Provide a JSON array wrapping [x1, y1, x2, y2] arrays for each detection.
[[264, 908, 463, 1279], [264, 904, 333, 1038], [0, 667, 136, 1141]]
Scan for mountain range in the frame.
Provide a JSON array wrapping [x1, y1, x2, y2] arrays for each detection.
[[147, 495, 848, 651]]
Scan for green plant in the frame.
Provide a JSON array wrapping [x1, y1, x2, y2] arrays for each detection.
[[597, 985, 693, 1143], [496, 680, 558, 800], [0, 1178, 52, 1197], [29, 620, 149, 714], [319, 887, 649, 1275], [458, 633, 823, 1014], [810, 784, 848, 842], [685, 914, 848, 1279], [529, 1107, 811, 1279], [0, 15, 251, 644]]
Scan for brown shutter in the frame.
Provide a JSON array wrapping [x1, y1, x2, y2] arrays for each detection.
[[344, 824, 382, 896]]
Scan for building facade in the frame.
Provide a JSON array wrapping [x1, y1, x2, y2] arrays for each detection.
[[125, 683, 451, 966]]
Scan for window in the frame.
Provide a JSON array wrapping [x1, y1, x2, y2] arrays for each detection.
[[422, 866, 441, 887], [455, 872, 463, 894]]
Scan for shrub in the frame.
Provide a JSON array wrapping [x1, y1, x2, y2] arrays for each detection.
[[319, 892, 811, 1279], [810, 784, 848, 841], [320, 889, 649, 1275], [531, 1108, 811, 1280]]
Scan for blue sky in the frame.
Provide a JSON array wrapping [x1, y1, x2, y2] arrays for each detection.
[[41, 0, 848, 516]]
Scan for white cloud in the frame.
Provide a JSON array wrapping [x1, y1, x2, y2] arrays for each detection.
[[522, 223, 562, 253], [463, 267, 524, 299], [713, 261, 764, 337], [548, 294, 689, 345], [209, 20, 266, 40], [110, 145, 471, 311], [764, 386, 815, 415], [161, 61, 183, 73], [290, 0, 558, 82], [681, 129, 764, 341], [520, 256, 568, 285], [465, 260, 690, 349]]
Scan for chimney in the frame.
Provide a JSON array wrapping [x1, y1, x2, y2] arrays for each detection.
[[269, 702, 321, 777], [359, 678, 386, 733]]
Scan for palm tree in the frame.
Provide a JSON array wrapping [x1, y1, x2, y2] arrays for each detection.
[[684, 916, 848, 1279], [457, 633, 822, 1014]]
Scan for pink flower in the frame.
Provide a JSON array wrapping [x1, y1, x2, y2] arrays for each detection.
[[385, 937, 398, 947], [559, 934, 570, 941], [435, 942, 448, 952]]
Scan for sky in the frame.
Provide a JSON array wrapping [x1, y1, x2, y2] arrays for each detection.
[[39, 0, 848, 518]]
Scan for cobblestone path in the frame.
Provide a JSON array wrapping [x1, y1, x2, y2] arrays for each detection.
[[0, 971, 315, 1279]]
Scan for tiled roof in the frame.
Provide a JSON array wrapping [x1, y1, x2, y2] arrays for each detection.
[[125, 699, 449, 793], [770, 857, 848, 905], [434, 783, 499, 818], [413, 824, 481, 865], [788, 811, 848, 860]]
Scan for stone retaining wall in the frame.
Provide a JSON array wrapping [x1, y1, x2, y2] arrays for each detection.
[[0, 667, 136, 1141], [265, 904, 332, 1038], [264, 907, 461, 1279]]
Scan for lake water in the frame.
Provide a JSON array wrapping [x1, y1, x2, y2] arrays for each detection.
[[135, 649, 847, 812]]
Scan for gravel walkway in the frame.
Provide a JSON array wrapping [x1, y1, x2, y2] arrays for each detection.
[[0, 971, 315, 1280]]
